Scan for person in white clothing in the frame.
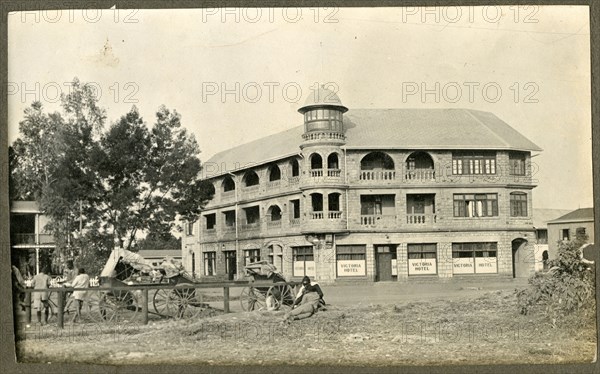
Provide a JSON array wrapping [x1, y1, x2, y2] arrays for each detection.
[[68, 268, 90, 322]]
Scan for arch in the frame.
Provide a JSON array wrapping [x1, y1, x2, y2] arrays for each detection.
[[310, 153, 323, 170], [310, 193, 323, 212], [327, 152, 340, 169], [243, 170, 260, 187], [512, 238, 530, 278], [268, 164, 281, 181], [222, 176, 236, 192], [542, 250, 549, 271], [267, 205, 282, 221], [290, 159, 300, 177], [405, 151, 434, 169], [360, 151, 395, 170]]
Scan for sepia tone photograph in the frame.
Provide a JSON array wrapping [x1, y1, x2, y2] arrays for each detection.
[[2, 3, 597, 371]]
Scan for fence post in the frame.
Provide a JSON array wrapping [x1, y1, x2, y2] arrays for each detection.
[[141, 288, 149, 325], [57, 289, 64, 329], [25, 291, 31, 324], [223, 286, 230, 313]]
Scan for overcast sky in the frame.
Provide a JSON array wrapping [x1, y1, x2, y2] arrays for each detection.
[[7, 6, 592, 210]]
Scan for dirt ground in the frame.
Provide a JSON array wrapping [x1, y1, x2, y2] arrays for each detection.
[[14, 286, 597, 367]]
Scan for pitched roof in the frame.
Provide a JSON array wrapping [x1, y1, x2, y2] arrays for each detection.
[[547, 208, 595, 224], [532, 208, 573, 228], [205, 108, 542, 177]]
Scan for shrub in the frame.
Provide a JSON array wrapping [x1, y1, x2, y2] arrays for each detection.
[[516, 232, 595, 322]]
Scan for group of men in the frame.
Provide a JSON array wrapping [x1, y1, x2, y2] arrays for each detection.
[[12, 260, 91, 324]]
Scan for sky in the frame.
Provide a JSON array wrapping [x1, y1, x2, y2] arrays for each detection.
[[7, 6, 592, 210]]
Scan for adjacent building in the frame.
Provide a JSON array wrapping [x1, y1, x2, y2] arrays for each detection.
[[182, 88, 543, 283], [532, 208, 572, 271], [10, 201, 56, 276], [547, 207, 595, 260]]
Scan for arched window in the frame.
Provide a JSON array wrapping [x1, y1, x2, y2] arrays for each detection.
[[328, 193, 341, 212], [267, 205, 282, 221], [405, 152, 435, 180], [310, 153, 323, 170], [310, 193, 323, 212], [360, 152, 395, 170], [243, 171, 259, 187], [290, 159, 300, 177], [327, 153, 339, 169], [222, 176, 235, 192], [268, 165, 281, 181]]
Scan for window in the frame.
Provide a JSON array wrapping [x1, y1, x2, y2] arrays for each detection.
[[243, 171, 259, 187], [203, 252, 216, 276], [510, 192, 528, 217], [292, 246, 315, 277], [224, 251, 237, 279], [191, 252, 196, 276], [562, 229, 570, 241], [576, 227, 586, 236], [327, 153, 339, 169], [186, 221, 194, 236], [268, 245, 284, 271], [290, 199, 301, 219], [452, 242, 497, 274], [509, 152, 527, 176], [243, 206, 260, 225], [290, 159, 300, 177], [222, 176, 235, 192], [205, 214, 216, 230], [407, 244, 437, 275], [452, 152, 496, 175], [536, 229, 548, 245], [268, 165, 281, 181], [453, 194, 498, 217], [244, 249, 260, 265], [268, 205, 282, 221], [336, 245, 366, 277], [310, 154, 323, 170], [328, 193, 340, 212], [311, 193, 323, 212], [223, 210, 236, 228]]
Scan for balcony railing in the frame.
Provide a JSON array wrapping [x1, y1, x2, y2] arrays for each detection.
[[243, 185, 260, 192], [302, 132, 346, 141], [222, 190, 235, 199], [240, 222, 260, 232], [267, 180, 281, 188], [289, 218, 301, 226], [267, 220, 282, 229], [310, 211, 324, 219], [405, 169, 435, 181], [360, 215, 396, 226], [328, 211, 342, 219], [288, 176, 300, 184], [327, 169, 341, 177], [359, 170, 396, 181], [406, 214, 437, 224], [309, 169, 323, 177], [223, 225, 236, 232]]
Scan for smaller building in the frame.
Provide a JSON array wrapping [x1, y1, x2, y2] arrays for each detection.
[[547, 208, 595, 259], [10, 201, 56, 276], [532, 208, 571, 271], [137, 249, 182, 266]]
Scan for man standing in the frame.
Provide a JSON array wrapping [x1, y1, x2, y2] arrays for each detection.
[[68, 268, 90, 323], [31, 267, 52, 325]]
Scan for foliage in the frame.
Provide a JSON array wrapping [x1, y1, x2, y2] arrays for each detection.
[[516, 232, 595, 323], [135, 232, 182, 250], [10, 78, 213, 271]]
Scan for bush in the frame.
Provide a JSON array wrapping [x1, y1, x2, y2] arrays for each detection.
[[516, 233, 595, 322]]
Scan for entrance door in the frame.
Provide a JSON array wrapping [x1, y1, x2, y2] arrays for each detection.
[[375, 245, 397, 281], [225, 251, 237, 280], [512, 239, 529, 278]]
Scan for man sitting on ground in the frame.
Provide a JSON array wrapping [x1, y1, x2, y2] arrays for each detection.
[[283, 276, 325, 322]]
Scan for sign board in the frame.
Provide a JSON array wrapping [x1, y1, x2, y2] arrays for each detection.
[[337, 260, 366, 277], [475, 258, 497, 273], [293, 261, 316, 277], [391, 259, 397, 276], [408, 259, 437, 275], [452, 258, 475, 274]]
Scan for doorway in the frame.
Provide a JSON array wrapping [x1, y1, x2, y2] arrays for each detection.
[[224, 251, 237, 280], [512, 239, 529, 278], [375, 245, 397, 281]]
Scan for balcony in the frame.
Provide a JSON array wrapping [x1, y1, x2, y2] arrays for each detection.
[[240, 222, 260, 232], [327, 169, 341, 178], [405, 169, 435, 181], [359, 170, 396, 181], [267, 180, 281, 189], [289, 218, 301, 227], [360, 215, 397, 227], [267, 220, 282, 229], [310, 211, 324, 220], [288, 176, 300, 185], [309, 169, 324, 177], [406, 214, 437, 224], [302, 131, 346, 142], [328, 211, 342, 219], [221, 190, 235, 200]]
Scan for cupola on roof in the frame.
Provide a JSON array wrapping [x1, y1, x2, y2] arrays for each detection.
[[298, 85, 348, 114]]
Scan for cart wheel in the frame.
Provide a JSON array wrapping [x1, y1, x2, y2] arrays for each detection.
[[266, 284, 295, 311], [98, 290, 139, 323], [153, 285, 203, 319], [240, 287, 267, 311]]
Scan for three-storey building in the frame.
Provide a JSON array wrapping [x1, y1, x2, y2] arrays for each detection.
[[182, 87, 542, 283]]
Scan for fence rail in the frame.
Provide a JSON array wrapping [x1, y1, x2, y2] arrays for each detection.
[[18, 280, 299, 329]]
